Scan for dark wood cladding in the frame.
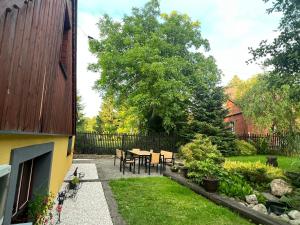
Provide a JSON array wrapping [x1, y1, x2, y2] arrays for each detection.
[[0, 0, 77, 135]]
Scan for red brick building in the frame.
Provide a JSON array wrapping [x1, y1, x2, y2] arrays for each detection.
[[224, 88, 265, 135], [224, 99, 258, 135]]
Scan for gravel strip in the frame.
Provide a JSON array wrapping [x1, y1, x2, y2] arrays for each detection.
[[53, 182, 113, 225], [53, 163, 113, 225]]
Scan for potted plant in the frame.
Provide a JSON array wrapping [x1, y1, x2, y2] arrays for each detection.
[[69, 176, 79, 189], [202, 174, 219, 192], [187, 159, 222, 192]]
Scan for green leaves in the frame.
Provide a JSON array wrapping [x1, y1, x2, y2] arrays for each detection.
[[238, 75, 300, 135], [88, 0, 216, 133], [248, 0, 300, 99]]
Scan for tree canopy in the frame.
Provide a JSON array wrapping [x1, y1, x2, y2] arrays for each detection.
[[228, 75, 300, 135], [88, 0, 219, 133], [248, 0, 300, 100]]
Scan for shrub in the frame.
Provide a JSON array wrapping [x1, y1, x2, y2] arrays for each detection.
[[28, 193, 54, 225], [180, 134, 224, 164], [187, 159, 224, 184], [224, 161, 284, 188], [286, 171, 300, 188], [235, 140, 257, 155], [255, 191, 267, 204], [253, 138, 269, 154], [280, 189, 300, 210], [219, 173, 253, 199]]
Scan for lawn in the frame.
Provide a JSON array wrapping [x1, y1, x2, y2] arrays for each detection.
[[226, 155, 300, 172], [110, 177, 253, 225]]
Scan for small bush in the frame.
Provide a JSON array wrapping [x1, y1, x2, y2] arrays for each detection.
[[224, 161, 284, 188], [254, 138, 269, 154], [180, 134, 224, 164], [255, 191, 267, 204], [187, 159, 224, 184], [28, 193, 55, 225], [235, 140, 257, 155], [280, 189, 300, 210], [219, 173, 253, 199]]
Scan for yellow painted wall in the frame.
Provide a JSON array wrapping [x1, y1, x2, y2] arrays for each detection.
[[0, 134, 74, 195]]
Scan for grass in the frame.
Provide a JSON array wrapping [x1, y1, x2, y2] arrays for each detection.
[[110, 177, 253, 225], [226, 155, 300, 172]]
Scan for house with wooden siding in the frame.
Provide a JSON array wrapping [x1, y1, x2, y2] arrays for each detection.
[[0, 0, 77, 224]]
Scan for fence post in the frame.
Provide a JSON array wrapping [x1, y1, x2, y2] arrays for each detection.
[[121, 134, 125, 151]]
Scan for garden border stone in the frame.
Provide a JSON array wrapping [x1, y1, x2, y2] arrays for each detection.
[[163, 170, 289, 225]]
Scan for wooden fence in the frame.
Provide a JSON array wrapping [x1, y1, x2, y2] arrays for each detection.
[[237, 133, 300, 153], [75, 132, 179, 155]]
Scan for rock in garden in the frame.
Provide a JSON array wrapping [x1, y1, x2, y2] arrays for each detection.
[[280, 214, 291, 223], [247, 203, 256, 208], [252, 204, 268, 214], [269, 212, 278, 218], [270, 179, 292, 197], [288, 210, 300, 220], [245, 194, 258, 204], [262, 192, 280, 202], [289, 219, 300, 225], [238, 202, 247, 207]]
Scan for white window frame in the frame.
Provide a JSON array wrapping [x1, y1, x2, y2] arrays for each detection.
[[230, 121, 235, 133], [12, 160, 34, 216]]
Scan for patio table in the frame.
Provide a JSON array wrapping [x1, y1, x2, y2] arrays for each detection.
[[128, 150, 150, 174]]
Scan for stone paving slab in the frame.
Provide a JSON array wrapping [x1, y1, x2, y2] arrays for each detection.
[[95, 158, 163, 181], [64, 163, 98, 181], [71, 158, 164, 181]]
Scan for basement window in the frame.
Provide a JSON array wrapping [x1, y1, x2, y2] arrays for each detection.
[[67, 136, 73, 156], [0, 165, 11, 225], [12, 160, 34, 220], [59, 6, 71, 80]]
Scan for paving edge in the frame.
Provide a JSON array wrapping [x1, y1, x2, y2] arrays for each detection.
[[102, 181, 127, 225], [163, 171, 289, 225]]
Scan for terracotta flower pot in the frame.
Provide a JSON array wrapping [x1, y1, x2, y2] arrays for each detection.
[[202, 178, 219, 192]]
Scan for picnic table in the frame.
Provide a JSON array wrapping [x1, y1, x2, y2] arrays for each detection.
[[128, 150, 150, 174]]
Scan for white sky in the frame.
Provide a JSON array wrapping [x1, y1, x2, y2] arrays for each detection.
[[77, 0, 280, 117]]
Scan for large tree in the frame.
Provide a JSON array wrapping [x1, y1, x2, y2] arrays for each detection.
[[76, 95, 86, 132], [248, 0, 300, 100], [238, 75, 300, 135], [181, 62, 237, 155], [95, 95, 119, 134], [88, 0, 216, 133]]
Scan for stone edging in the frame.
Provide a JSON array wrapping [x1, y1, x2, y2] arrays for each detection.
[[102, 181, 127, 225], [163, 171, 289, 225]]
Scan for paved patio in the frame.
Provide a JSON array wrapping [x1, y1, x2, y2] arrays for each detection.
[[73, 156, 163, 181]]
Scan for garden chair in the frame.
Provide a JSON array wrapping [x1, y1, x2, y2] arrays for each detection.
[[122, 150, 136, 174], [145, 152, 163, 175], [114, 149, 123, 172], [160, 150, 175, 169]]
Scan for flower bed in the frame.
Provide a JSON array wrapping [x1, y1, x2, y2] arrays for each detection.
[[176, 134, 300, 225]]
